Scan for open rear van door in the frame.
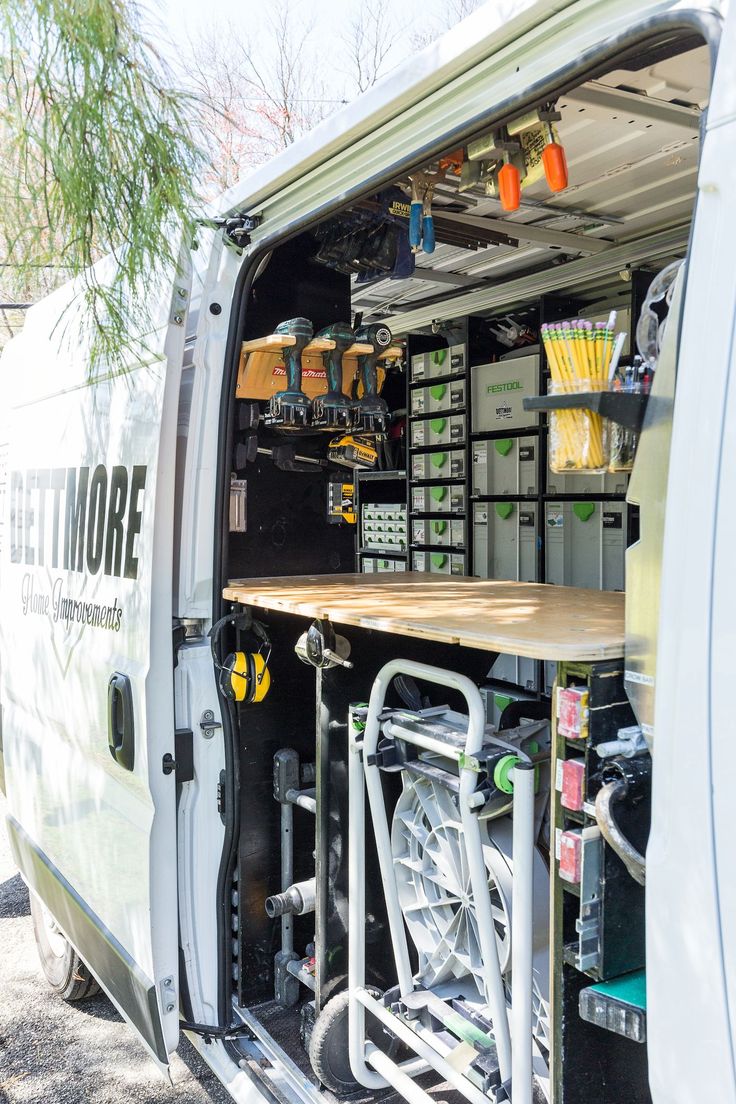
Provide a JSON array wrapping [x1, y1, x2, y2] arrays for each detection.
[[0, 254, 190, 1069], [648, 10, 736, 1103]]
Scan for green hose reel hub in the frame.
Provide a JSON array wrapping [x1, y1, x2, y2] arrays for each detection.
[[493, 743, 540, 794], [494, 754, 520, 794]]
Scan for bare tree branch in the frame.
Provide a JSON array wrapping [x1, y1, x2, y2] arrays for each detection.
[[344, 0, 396, 95]]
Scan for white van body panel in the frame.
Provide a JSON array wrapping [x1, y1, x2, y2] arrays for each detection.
[[0, 256, 188, 1066]]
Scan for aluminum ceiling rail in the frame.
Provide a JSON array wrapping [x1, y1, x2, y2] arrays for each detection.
[[381, 224, 688, 334], [436, 210, 613, 254], [569, 82, 702, 129]]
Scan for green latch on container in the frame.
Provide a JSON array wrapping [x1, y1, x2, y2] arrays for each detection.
[[432, 520, 447, 535], [494, 693, 513, 713], [431, 553, 448, 568], [494, 439, 514, 457], [429, 418, 446, 434], [495, 502, 515, 520], [430, 485, 447, 502], [430, 384, 447, 402], [573, 502, 596, 522], [430, 349, 447, 366], [430, 452, 448, 469]]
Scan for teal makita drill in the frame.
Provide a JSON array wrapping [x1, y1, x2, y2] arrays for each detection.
[[354, 322, 392, 434], [268, 317, 313, 428], [312, 322, 357, 430]]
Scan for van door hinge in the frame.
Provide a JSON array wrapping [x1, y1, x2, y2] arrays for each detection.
[[171, 284, 188, 326], [162, 729, 194, 782], [202, 213, 262, 250], [200, 709, 222, 739], [159, 976, 177, 1015]]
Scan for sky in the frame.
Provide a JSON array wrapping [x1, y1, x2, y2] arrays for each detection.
[[150, 0, 463, 91]]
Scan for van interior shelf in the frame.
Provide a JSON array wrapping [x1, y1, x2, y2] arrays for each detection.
[[240, 334, 402, 359], [523, 391, 649, 432]]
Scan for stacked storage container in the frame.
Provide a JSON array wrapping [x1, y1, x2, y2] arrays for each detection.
[[409, 345, 468, 576], [355, 470, 408, 574], [401, 293, 638, 708], [470, 352, 541, 690]]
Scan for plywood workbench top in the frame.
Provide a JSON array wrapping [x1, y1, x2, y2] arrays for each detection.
[[223, 573, 624, 662]]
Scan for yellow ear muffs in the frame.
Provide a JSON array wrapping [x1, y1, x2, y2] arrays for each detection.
[[223, 648, 271, 704], [249, 651, 271, 702]]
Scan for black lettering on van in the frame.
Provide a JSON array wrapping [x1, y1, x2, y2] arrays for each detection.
[[105, 467, 128, 577], [124, 466, 146, 580], [64, 467, 89, 572], [50, 469, 66, 569], [35, 469, 50, 566], [86, 465, 108, 574], [24, 470, 35, 565], [9, 463, 147, 581], [10, 471, 23, 563]]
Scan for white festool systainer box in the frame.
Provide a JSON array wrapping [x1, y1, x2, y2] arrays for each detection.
[[412, 449, 466, 481], [471, 355, 539, 433], [411, 414, 466, 449], [473, 499, 539, 688], [491, 653, 539, 691], [410, 353, 427, 382], [410, 379, 467, 416], [412, 550, 467, 575], [362, 556, 406, 573], [412, 484, 466, 515], [472, 435, 539, 496], [546, 460, 628, 496], [412, 517, 466, 548], [543, 499, 627, 693], [427, 344, 466, 378], [410, 344, 466, 382], [472, 501, 539, 583], [544, 501, 626, 591], [481, 682, 539, 726], [411, 380, 467, 416]]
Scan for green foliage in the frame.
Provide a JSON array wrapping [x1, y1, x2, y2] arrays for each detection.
[[0, 0, 204, 365]]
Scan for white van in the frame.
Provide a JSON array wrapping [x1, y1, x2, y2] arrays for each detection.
[[1, 1, 734, 1102]]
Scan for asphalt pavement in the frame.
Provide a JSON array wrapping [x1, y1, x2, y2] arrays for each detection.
[[0, 794, 232, 1104]]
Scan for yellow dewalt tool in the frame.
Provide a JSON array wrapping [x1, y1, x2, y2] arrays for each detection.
[[327, 434, 378, 469]]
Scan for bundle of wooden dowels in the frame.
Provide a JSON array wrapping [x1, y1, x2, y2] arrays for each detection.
[[541, 313, 623, 472]]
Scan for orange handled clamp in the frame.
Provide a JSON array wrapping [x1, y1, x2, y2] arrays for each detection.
[[498, 157, 521, 212], [542, 119, 568, 192]]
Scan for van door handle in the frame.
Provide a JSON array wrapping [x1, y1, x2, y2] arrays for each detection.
[[108, 673, 135, 771]]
